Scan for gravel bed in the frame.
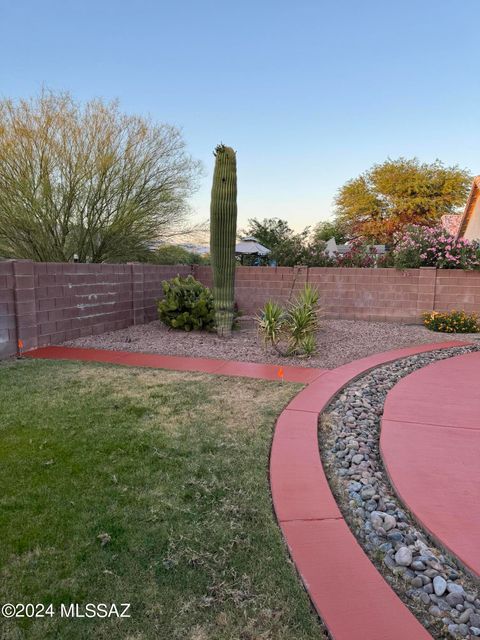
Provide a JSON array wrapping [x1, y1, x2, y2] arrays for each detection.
[[320, 345, 480, 639], [65, 319, 480, 369]]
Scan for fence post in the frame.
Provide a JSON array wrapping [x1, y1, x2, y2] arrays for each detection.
[[12, 260, 38, 353]]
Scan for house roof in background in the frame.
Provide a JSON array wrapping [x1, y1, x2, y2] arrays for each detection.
[[325, 237, 385, 255], [456, 176, 480, 238]]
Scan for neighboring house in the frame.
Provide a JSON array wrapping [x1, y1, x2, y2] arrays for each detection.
[[456, 176, 480, 241], [324, 237, 386, 257], [325, 238, 349, 256]]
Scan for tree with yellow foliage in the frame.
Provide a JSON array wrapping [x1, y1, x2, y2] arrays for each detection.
[[334, 158, 471, 244]]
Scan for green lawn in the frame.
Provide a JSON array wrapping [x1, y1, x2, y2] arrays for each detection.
[[0, 359, 325, 640]]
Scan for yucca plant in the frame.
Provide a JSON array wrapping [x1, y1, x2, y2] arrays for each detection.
[[256, 301, 285, 350], [299, 333, 317, 356], [296, 283, 320, 309], [256, 284, 321, 357], [285, 285, 320, 354]]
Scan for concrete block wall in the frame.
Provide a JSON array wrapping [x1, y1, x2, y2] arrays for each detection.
[[1, 261, 480, 359], [0, 260, 191, 358], [34, 263, 134, 348], [434, 270, 480, 314], [194, 265, 434, 322], [33, 263, 191, 348], [0, 261, 17, 358]]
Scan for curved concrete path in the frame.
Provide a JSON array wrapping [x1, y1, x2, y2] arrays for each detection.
[[381, 350, 480, 578], [270, 343, 471, 640], [25, 342, 470, 639]]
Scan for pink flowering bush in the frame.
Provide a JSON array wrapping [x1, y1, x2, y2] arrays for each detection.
[[332, 239, 377, 268], [393, 225, 480, 270]]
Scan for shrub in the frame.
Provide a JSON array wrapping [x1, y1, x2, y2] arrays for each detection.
[[422, 310, 480, 333], [302, 239, 334, 267], [157, 275, 215, 331], [256, 284, 320, 356], [285, 284, 320, 353], [332, 239, 377, 268], [375, 251, 395, 268], [393, 225, 480, 270]]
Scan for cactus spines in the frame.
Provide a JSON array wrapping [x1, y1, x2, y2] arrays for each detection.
[[210, 144, 238, 337]]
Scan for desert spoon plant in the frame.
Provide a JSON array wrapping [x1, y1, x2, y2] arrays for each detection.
[[256, 284, 321, 356], [210, 144, 238, 337]]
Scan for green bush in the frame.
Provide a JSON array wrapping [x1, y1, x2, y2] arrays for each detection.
[[256, 284, 320, 357], [157, 275, 215, 331], [285, 285, 320, 354], [422, 310, 480, 333]]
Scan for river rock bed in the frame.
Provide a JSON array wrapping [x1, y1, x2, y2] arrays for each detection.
[[319, 345, 480, 640]]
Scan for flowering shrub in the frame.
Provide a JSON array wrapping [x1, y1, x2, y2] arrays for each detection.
[[423, 310, 480, 333], [333, 239, 377, 267], [393, 225, 480, 270], [376, 251, 395, 268]]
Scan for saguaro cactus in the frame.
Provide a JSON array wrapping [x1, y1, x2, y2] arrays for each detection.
[[210, 144, 238, 337]]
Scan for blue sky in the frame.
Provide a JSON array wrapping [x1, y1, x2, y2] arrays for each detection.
[[1, 0, 479, 232]]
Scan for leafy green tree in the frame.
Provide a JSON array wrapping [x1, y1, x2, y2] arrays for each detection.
[[0, 91, 203, 262], [313, 219, 348, 244], [270, 234, 309, 266], [334, 158, 471, 244], [242, 218, 297, 251], [242, 217, 309, 266]]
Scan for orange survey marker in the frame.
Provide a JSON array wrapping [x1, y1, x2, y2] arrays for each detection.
[[277, 366, 284, 381]]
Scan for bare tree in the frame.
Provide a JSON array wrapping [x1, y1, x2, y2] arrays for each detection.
[[0, 91, 203, 262]]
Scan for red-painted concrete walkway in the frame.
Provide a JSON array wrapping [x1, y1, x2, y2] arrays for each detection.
[[381, 350, 480, 578], [25, 342, 470, 639], [270, 343, 470, 640], [25, 346, 326, 383]]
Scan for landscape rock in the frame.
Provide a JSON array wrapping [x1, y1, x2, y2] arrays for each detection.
[[448, 583, 466, 596], [394, 547, 412, 567], [458, 609, 471, 624], [320, 345, 480, 637], [446, 593, 465, 608], [471, 613, 480, 627], [433, 576, 447, 596]]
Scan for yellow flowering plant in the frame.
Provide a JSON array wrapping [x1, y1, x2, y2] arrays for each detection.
[[422, 310, 480, 333]]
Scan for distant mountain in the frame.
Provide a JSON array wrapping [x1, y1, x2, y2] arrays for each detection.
[[179, 243, 210, 255]]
